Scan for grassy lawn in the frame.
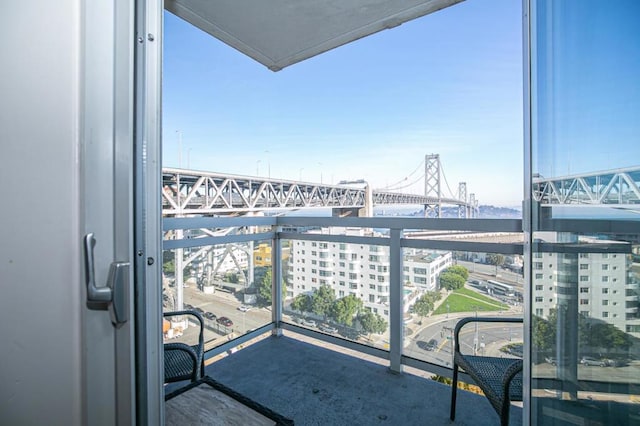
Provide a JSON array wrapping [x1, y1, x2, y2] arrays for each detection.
[[455, 287, 509, 307], [433, 291, 508, 315]]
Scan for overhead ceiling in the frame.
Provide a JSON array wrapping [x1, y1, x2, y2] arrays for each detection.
[[165, 0, 464, 71]]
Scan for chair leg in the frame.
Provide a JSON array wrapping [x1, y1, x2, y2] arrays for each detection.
[[450, 363, 459, 421]]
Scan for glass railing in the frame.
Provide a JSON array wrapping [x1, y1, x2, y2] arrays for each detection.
[[163, 215, 524, 377]]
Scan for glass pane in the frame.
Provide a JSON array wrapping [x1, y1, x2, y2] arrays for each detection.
[[281, 230, 391, 350], [162, 235, 273, 351], [530, 1, 640, 423], [404, 250, 523, 370]]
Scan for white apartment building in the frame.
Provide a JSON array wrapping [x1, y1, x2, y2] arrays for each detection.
[[531, 233, 640, 337], [288, 227, 452, 320]]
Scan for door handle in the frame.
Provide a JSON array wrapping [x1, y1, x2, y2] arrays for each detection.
[[83, 233, 130, 327]]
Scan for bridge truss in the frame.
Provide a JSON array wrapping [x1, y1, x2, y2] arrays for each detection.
[[162, 166, 475, 217], [533, 166, 640, 205]]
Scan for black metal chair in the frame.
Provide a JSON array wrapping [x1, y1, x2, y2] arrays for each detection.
[[163, 310, 205, 384], [450, 317, 523, 426]]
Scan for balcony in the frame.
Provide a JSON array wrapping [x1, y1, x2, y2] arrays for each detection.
[[163, 215, 640, 425]]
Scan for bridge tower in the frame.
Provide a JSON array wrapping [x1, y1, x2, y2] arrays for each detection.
[[469, 193, 477, 218], [458, 182, 467, 218], [424, 154, 442, 218]]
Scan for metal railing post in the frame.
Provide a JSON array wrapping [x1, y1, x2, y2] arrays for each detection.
[[389, 228, 404, 373], [272, 225, 283, 336]]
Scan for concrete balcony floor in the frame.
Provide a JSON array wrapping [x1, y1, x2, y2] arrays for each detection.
[[203, 332, 523, 425]]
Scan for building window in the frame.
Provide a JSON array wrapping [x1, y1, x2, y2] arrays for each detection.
[[413, 267, 427, 275], [351, 253, 358, 260], [369, 274, 375, 279], [580, 276, 589, 282], [580, 299, 589, 305], [369, 255, 380, 262], [579, 287, 589, 293], [602, 300, 609, 306], [339, 290, 344, 297], [349, 273, 357, 280], [533, 262, 543, 270], [580, 264, 589, 270], [535, 297, 543, 302], [339, 262, 345, 267], [579, 253, 589, 259], [535, 308, 544, 316], [377, 276, 385, 282], [311, 251, 317, 256], [339, 281, 345, 286], [369, 265, 376, 270], [602, 264, 609, 270], [535, 273, 543, 279], [369, 284, 375, 290], [535, 285, 543, 291], [602, 288, 609, 294], [349, 283, 357, 289], [602, 312, 609, 318], [602, 276, 609, 282]]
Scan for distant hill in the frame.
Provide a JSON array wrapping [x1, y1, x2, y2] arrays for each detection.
[[374, 205, 522, 219], [477, 205, 522, 219]]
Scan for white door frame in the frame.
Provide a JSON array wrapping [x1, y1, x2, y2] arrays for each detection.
[[81, 0, 163, 424]]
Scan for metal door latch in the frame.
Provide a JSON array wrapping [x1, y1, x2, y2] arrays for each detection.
[[83, 233, 130, 327]]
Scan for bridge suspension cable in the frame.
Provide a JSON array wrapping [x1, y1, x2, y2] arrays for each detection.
[[379, 158, 425, 191], [440, 162, 457, 200]]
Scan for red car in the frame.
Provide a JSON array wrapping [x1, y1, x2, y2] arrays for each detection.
[[217, 316, 233, 327]]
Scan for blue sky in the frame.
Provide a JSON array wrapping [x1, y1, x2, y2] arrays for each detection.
[[533, 0, 640, 179], [163, 0, 524, 206]]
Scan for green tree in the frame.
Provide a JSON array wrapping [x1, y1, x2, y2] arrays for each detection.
[[225, 272, 239, 284], [587, 323, 632, 352], [358, 310, 387, 338], [312, 285, 336, 319], [256, 268, 286, 307], [532, 314, 555, 352], [291, 293, 312, 314], [163, 259, 175, 275], [329, 294, 363, 326], [446, 265, 469, 281], [439, 271, 465, 291], [412, 294, 435, 322]]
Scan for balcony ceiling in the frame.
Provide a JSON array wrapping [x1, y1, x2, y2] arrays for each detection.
[[165, 0, 464, 71]]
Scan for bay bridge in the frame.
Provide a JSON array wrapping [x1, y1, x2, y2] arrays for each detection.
[[163, 154, 479, 218], [533, 166, 640, 206]]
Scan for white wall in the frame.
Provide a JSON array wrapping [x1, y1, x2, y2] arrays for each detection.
[[0, 1, 82, 424]]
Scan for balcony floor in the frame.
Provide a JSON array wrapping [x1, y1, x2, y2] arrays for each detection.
[[204, 333, 523, 425]]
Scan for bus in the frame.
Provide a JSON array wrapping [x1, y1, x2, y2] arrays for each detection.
[[486, 280, 515, 297]]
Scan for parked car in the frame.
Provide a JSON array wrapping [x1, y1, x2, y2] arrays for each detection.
[[301, 318, 317, 327], [204, 312, 216, 321], [580, 357, 606, 367], [217, 316, 233, 327], [319, 324, 338, 334], [237, 305, 252, 312]]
